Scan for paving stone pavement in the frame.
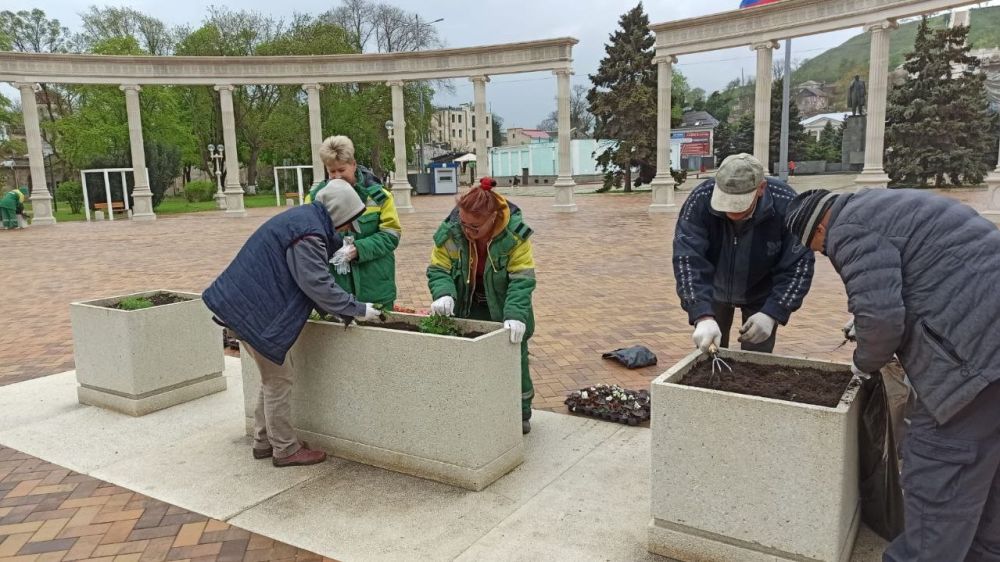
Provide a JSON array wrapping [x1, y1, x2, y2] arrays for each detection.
[[0, 445, 334, 562], [1, 184, 994, 414]]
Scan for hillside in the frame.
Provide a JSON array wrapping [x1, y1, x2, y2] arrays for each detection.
[[791, 6, 1000, 109]]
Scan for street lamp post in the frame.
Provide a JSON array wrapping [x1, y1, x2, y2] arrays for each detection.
[[207, 144, 226, 209]]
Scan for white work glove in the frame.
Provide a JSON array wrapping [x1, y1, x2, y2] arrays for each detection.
[[843, 316, 857, 342], [504, 319, 526, 344], [330, 238, 357, 275], [359, 303, 382, 322], [692, 318, 722, 353], [739, 312, 776, 345], [431, 296, 455, 317], [851, 362, 872, 380]]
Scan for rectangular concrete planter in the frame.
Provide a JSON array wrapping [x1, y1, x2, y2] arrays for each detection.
[[241, 313, 523, 491], [70, 290, 226, 416], [648, 349, 862, 562]]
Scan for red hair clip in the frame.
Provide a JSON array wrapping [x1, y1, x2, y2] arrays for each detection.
[[479, 177, 498, 191]]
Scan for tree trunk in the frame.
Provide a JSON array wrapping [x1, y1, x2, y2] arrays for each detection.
[[247, 146, 261, 187], [624, 166, 632, 193]]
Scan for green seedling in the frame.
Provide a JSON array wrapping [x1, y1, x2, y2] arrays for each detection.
[[418, 314, 461, 336], [118, 296, 154, 311]]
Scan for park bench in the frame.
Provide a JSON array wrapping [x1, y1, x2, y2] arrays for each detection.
[[93, 201, 129, 217]]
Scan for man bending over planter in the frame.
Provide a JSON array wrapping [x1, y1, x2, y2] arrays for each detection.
[[673, 153, 814, 355], [786, 188, 1000, 561], [203, 180, 382, 467]]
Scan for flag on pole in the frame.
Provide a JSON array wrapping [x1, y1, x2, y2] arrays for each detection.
[[739, 0, 782, 7]]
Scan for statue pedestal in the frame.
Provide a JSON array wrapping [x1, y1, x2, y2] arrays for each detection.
[[841, 115, 867, 172]]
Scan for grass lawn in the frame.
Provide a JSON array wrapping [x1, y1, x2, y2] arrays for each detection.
[[25, 193, 279, 223]]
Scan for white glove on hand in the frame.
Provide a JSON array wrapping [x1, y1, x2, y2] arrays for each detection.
[[692, 318, 722, 353], [504, 319, 526, 344], [739, 312, 776, 344], [330, 239, 357, 275], [851, 362, 872, 380], [431, 296, 455, 317], [843, 317, 857, 342], [360, 303, 382, 322]]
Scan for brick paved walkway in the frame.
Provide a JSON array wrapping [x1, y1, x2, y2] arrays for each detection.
[[0, 446, 331, 562], [1, 186, 994, 411]]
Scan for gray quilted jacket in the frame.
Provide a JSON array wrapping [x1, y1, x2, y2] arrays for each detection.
[[826, 189, 1000, 424]]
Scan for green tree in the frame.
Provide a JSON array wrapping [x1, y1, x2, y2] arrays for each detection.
[[886, 18, 998, 186], [491, 113, 504, 147], [56, 37, 192, 207], [768, 77, 809, 171], [75, 6, 176, 55], [587, 3, 657, 192]]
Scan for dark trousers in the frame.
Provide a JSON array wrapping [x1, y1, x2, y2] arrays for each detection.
[[712, 301, 777, 353], [884, 382, 1000, 562]]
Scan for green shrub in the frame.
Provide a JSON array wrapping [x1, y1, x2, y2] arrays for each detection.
[[56, 180, 85, 214], [183, 179, 216, 203], [118, 296, 153, 310], [418, 314, 461, 336]]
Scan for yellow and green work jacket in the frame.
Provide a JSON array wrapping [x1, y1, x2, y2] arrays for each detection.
[[426, 195, 536, 330], [306, 167, 402, 307]]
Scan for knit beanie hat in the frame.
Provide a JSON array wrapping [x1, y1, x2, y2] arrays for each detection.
[[785, 189, 840, 248], [314, 179, 365, 228]]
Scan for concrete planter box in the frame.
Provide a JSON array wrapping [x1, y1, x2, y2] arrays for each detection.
[[70, 291, 226, 416], [648, 349, 862, 562], [240, 313, 523, 491]]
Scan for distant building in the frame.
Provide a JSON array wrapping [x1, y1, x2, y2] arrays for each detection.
[[505, 128, 551, 146], [430, 104, 493, 153], [794, 84, 831, 116], [800, 112, 846, 140]]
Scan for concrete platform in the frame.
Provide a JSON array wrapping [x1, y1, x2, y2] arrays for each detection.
[[0, 357, 890, 561]]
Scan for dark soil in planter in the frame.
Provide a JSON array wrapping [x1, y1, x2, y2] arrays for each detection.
[[109, 292, 190, 310], [357, 321, 485, 339], [680, 359, 853, 408]]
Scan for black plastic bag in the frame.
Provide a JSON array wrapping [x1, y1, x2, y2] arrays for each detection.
[[601, 345, 657, 369], [858, 372, 905, 541]]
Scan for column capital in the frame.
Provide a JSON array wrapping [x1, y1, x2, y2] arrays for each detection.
[[12, 82, 41, 93], [552, 68, 573, 77], [750, 40, 780, 51], [386, 80, 406, 88], [469, 75, 490, 84], [119, 84, 141, 93], [214, 84, 235, 93], [302, 83, 323, 92], [653, 55, 678, 65], [864, 19, 898, 33]]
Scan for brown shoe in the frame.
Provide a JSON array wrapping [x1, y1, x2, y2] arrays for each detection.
[[272, 446, 326, 467], [252, 441, 309, 460]]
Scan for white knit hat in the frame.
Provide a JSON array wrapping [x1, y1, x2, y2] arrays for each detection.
[[314, 179, 365, 228]]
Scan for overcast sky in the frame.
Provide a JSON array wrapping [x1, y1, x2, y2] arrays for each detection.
[[4, 0, 988, 128]]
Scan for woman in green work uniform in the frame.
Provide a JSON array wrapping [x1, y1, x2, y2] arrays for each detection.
[[426, 177, 537, 434]]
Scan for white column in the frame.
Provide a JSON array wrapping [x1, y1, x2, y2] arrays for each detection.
[[552, 68, 578, 213], [15, 82, 55, 225], [215, 84, 247, 217], [855, 20, 897, 189], [120, 84, 155, 221], [303, 83, 325, 184], [471, 75, 490, 178], [984, 138, 1000, 223], [388, 80, 414, 213], [752, 41, 779, 168], [650, 55, 678, 213]]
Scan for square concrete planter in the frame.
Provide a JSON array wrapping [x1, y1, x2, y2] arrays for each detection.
[[241, 313, 523, 491], [648, 349, 862, 562], [70, 290, 226, 416]]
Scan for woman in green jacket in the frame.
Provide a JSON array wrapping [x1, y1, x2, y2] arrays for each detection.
[[0, 188, 28, 230], [305, 135, 402, 309], [427, 177, 537, 434]]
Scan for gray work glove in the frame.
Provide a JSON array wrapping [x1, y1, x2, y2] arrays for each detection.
[[843, 317, 857, 342]]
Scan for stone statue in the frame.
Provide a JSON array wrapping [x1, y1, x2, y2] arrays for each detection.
[[848, 75, 867, 116]]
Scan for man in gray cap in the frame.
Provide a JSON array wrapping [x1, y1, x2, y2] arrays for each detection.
[[203, 179, 382, 467], [673, 153, 814, 354], [786, 188, 1000, 561]]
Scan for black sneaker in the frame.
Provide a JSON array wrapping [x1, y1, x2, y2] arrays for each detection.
[[522, 420, 531, 434]]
